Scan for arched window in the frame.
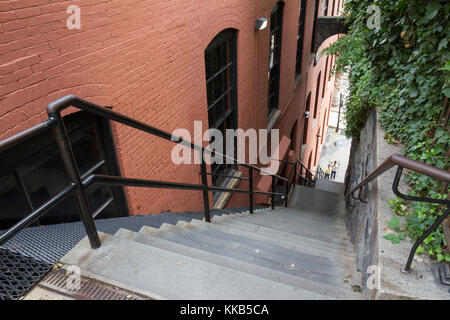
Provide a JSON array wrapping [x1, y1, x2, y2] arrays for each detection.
[[204, 29, 238, 186]]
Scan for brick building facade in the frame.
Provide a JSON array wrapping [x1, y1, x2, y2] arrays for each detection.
[[0, 0, 343, 220]]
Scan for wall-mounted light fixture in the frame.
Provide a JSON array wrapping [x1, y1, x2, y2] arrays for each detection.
[[305, 111, 310, 118], [255, 18, 268, 31], [317, 133, 322, 138]]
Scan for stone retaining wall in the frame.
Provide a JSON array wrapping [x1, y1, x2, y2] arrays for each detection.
[[344, 109, 378, 299]]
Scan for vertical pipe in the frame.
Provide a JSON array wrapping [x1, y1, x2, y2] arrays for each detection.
[[402, 208, 450, 273], [271, 175, 275, 209], [49, 114, 101, 249], [200, 162, 211, 222], [336, 93, 342, 133], [13, 170, 40, 226], [249, 167, 254, 214], [284, 174, 289, 208], [299, 165, 303, 185], [293, 162, 297, 189]]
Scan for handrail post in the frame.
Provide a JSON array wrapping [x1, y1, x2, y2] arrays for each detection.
[[49, 113, 101, 249], [293, 162, 297, 189], [249, 167, 254, 214], [299, 165, 303, 185], [285, 164, 294, 208], [271, 176, 275, 209], [284, 179, 289, 208], [200, 161, 211, 222], [402, 207, 450, 273]]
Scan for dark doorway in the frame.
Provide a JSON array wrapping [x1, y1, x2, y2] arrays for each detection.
[[204, 29, 238, 187], [0, 111, 129, 229]]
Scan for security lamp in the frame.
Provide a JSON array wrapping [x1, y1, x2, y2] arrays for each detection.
[[305, 111, 310, 118], [255, 18, 268, 31]]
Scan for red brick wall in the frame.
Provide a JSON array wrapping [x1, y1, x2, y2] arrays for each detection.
[[0, 0, 344, 215]]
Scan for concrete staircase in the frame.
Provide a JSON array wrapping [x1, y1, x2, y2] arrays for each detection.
[[61, 182, 363, 299]]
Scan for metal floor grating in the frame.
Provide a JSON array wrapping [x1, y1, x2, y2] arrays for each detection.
[[0, 249, 52, 300], [0, 207, 259, 265], [0, 206, 259, 300]]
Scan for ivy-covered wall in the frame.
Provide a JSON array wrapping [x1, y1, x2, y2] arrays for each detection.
[[326, 0, 449, 262]]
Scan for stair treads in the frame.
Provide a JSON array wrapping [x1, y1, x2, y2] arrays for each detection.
[[249, 209, 349, 235], [61, 232, 328, 300], [232, 214, 352, 245], [265, 207, 348, 227], [115, 228, 361, 299], [315, 180, 345, 194], [287, 186, 346, 216], [146, 223, 350, 286], [211, 217, 355, 257]]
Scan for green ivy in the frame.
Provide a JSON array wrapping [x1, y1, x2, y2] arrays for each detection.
[[324, 0, 450, 262]]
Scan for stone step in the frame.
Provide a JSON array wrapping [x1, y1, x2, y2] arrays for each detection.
[[61, 232, 328, 300], [315, 180, 345, 194], [249, 209, 349, 236], [143, 221, 353, 286], [288, 185, 346, 217], [181, 220, 354, 274], [262, 207, 348, 228], [232, 212, 353, 246], [210, 215, 355, 258], [114, 228, 361, 299]]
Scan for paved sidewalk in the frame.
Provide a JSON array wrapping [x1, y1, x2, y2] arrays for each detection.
[[317, 132, 351, 183], [317, 73, 351, 183]]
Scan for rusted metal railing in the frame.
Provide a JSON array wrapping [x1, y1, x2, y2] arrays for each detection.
[[347, 154, 450, 273]]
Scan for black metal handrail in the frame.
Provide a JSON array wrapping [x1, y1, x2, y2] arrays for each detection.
[[346, 154, 450, 273], [270, 157, 317, 189], [0, 95, 290, 249], [296, 159, 317, 187]]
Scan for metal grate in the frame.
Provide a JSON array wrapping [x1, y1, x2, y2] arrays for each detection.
[[0, 249, 52, 300], [1, 207, 260, 265], [0, 206, 261, 300], [39, 269, 149, 300]]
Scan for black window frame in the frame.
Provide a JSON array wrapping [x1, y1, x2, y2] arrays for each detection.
[[323, 0, 329, 16], [267, 2, 284, 120], [311, 0, 320, 55], [295, 0, 307, 78], [204, 29, 238, 187], [0, 111, 129, 228]]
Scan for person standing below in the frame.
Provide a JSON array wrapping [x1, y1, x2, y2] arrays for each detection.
[[331, 161, 338, 180], [325, 165, 331, 180]]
